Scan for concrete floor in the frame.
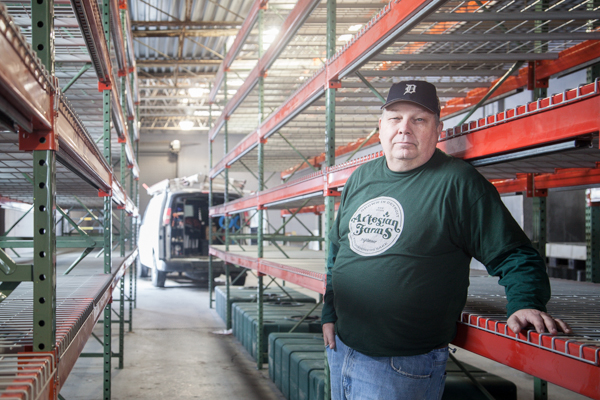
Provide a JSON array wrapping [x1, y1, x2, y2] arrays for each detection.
[[59, 271, 590, 400], [59, 274, 284, 400]]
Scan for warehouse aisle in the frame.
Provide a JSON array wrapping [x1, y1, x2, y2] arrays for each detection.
[[60, 274, 285, 400]]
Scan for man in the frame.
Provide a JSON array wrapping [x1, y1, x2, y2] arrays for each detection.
[[321, 80, 571, 400]]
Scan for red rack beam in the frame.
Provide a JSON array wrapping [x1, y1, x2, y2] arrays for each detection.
[[208, 0, 264, 103], [492, 167, 600, 194], [452, 320, 600, 400], [438, 83, 600, 160], [209, 246, 325, 294], [209, 0, 322, 141], [211, 193, 259, 216], [210, 172, 324, 216]]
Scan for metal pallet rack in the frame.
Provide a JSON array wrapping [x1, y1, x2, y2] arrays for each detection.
[[206, 0, 600, 398], [0, 0, 140, 398]]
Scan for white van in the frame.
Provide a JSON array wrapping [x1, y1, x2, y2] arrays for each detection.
[[138, 174, 245, 287]]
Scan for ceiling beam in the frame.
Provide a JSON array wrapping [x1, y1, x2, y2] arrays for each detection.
[[133, 29, 238, 38], [131, 20, 243, 28], [136, 59, 222, 67], [137, 71, 216, 79]]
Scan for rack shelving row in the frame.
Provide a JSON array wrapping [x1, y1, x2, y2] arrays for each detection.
[[208, 0, 600, 398], [0, 0, 140, 398], [0, 252, 138, 400], [210, 81, 600, 218]]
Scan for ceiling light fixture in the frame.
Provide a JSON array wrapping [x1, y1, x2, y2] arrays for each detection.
[[338, 34, 353, 42], [262, 28, 280, 49], [188, 87, 209, 97], [348, 24, 362, 31], [179, 120, 194, 130]]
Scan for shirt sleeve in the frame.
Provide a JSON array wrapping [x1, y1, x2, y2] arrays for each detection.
[[455, 173, 551, 317], [485, 244, 551, 317], [321, 240, 339, 324]]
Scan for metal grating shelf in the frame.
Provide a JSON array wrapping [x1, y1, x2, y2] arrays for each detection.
[[210, 245, 600, 398], [455, 276, 600, 399], [0, 250, 137, 400]]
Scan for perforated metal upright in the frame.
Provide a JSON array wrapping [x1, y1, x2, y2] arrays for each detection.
[[29, 0, 57, 354], [118, 74, 127, 370], [101, 0, 113, 397], [224, 59, 232, 330], [323, 0, 336, 397], [208, 92, 215, 309], [586, 194, 600, 283], [256, 6, 266, 370], [586, 62, 600, 284]]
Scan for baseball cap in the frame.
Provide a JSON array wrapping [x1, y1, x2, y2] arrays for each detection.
[[381, 80, 440, 116]]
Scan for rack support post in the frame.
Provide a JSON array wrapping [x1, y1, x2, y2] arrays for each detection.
[[533, 0, 549, 101], [323, 0, 336, 398], [102, 0, 113, 396], [224, 60, 232, 330], [256, 8, 265, 370], [208, 92, 214, 309], [586, 193, 600, 283], [529, 171, 548, 399], [117, 75, 127, 367], [134, 139, 139, 309], [30, 0, 57, 356]]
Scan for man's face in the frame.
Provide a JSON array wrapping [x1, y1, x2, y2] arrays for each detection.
[[378, 101, 443, 172]]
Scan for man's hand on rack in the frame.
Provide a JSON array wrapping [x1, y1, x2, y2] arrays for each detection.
[[323, 323, 336, 350], [507, 309, 572, 335]]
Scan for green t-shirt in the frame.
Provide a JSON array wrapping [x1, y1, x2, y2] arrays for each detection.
[[322, 149, 550, 357]]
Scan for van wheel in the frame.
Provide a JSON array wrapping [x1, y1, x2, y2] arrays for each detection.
[[137, 259, 150, 278], [152, 268, 167, 287]]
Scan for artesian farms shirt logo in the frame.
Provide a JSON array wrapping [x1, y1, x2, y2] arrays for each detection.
[[348, 196, 404, 256]]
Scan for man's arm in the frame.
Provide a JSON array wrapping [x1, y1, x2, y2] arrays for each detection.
[[322, 241, 339, 349], [487, 245, 571, 334]]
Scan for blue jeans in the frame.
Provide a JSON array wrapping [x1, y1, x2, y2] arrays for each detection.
[[326, 335, 448, 400]]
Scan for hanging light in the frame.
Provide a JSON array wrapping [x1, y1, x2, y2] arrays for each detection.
[[179, 120, 194, 130], [188, 87, 209, 97]]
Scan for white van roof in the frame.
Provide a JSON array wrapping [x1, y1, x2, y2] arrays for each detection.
[[145, 174, 246, 196]]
